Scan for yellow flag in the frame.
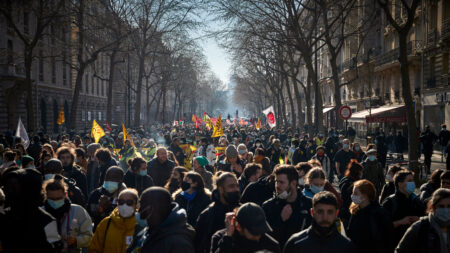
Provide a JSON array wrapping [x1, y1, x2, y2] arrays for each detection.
[[211, 114, 223, 138], [57, 107, 65, 125], [192, 114, 196, 122], [122, 123, 128, 145], [256, 117, 261, 130], [91, 120, 105, 143]]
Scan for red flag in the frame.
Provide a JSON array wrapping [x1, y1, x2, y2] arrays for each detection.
[[105, 121, 112, 132]]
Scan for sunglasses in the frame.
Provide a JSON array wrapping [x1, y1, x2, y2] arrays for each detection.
[[118, 199, 135, 206]]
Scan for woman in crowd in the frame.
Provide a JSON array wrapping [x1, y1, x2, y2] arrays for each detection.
[[253, 148, 272, 177], [192, 156, 214, 191], [303, 167, 342, 207], [164, 166, 189, 194], [89, 189, 138, 253], [339, 160, 363, 227], [352, 143, 366, 163], [379, 165, 403, 204], [167, 150, 180, 166], [123, 157, 154, 195], [173, 171, 212, 226], [346, 180, 392, 253]]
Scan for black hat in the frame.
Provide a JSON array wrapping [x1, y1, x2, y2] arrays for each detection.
[[236, 203, 272, 236]]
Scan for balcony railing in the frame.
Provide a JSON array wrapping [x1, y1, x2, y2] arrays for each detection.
[[374, 40, 422, 66], [0, 63, 25, 78], [427, 28, 437, 45], [442, 18, 450, 42]]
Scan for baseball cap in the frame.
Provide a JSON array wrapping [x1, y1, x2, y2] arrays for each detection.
[[236, 203, 272, 236]]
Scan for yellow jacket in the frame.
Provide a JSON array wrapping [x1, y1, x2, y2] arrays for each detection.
[[88, 208, 136, 253]]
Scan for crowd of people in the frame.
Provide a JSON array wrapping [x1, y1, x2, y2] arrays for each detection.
[[0, 123, 449, 253]]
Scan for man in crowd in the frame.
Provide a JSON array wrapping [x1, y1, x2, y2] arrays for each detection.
[[147, 147, 176, 186], [334, 139, 355, 181], [57, 147, 88, 198]]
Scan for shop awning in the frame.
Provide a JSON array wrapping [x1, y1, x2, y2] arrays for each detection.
[[323, 107, 335, 114], [348, 105, 406, 123]]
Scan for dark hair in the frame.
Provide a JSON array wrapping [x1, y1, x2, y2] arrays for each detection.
[[366, 144, 376, 152], [305, 167, 326, 185], [387, 164, 403, 175], [94, 148, 112, 163], [243, 163, 262, 179], [295, 162, 313, 175], [427, 188, 450, 213], [56, 147, 75, 162], [185, 171, 206, 192], [345, 160, 363, 180], [349, 180, 376, 214], [254, 148, 265, 156], [308, 159, 322, 168], [44, 176, 68, 193], [430, 169, 445, 185], [394, 170, 413, 189], [441, 170, 450, 181], [128, 157, 147, 171], [15, 143, 27, 155], [4, 151, 15, 162], [164, 166, 188, 190], [313, 191, 338, 209], [215, 172, 237, 189], [274, 165, 299, 184], [75, 148, 86, 159]]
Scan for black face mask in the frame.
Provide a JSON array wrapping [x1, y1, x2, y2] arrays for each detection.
[[181, 181, 191, 191], [224, 191, 240, 207]]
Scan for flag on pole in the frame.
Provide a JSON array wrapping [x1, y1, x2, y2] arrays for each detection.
[[203, 112, 213, 130], [262, 105, 276, 128], [122, 123, 129, 145], [105, 120, 112, 132], [256, 117, 261, 130], [91, 120, 105, 143], [211, 114, 223, 138], [16, 117, 29, 149], [192, 114, 196, 122], [57, 107, 65, 125]]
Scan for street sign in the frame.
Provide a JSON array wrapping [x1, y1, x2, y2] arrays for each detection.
[[339, 105, 352, 120]]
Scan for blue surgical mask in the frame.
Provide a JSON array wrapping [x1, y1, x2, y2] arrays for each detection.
[[135, 212, 148, 227], [139, 170, 147, 176], [311, 185, 324, 194], [368, 155, 376, 161], [239, 150, 246, 155], [406, 182, 416, 194], [343, 144, 349, 149], [44, 174, 55, 181], [355, 147, 360, 151], [103, 181, 119, 193], [434, 208, 450, 223], [47, 199, 65, 209]]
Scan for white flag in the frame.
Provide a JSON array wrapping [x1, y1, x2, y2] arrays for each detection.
[[262, 105, 276, 128], [16, 117, 29, 149]]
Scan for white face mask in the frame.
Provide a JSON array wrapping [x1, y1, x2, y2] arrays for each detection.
[[351, 194, 363, 204], [298, 178, 305, 186], [118, 204, 135, 218], [277, 191, 289, 200], [386, 174, 393, 182]]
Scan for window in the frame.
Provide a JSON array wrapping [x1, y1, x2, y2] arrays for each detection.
[[88, 111, 91, 121], [62, 53, 67, 86], [98, 111, 101, 121], [97, 79, 99, 95], [91, 76, 94, 94], [51, 57, 56, 84], [39, 50, 44, 82], [82, 110, 85, 121], [50, 24, 55, 45], [24, 11, 29, 34], [85, 74, 89, 93], [7, 40, 13, 64]]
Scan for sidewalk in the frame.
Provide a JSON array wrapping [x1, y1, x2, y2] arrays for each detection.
[[403, 152, 447, 172]]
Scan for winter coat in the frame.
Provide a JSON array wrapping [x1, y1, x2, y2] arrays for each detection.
[[262, 189, 312, 246], [362, 158, 384, 194], [138, 203, 195, 253], [98, 159, 118, 187], [339, 176, 356, 224], [418, 182, 440, 205], [88, 208, 136, 253], [283, 223, 356, 253], [381, 191, 426, 250], [194, 190, 237, 253], [438, 129, 450, 146], [87, 160, 100, 195], [63, 164, 88, 198], [87, 183, 127, 229], [216, 156, 246, 178], [292, 147, 308, 165], [123, 170, 154, 195], [169, 143, 186, 166], [379, 182, 395, 204], [311, 154, 331, 178], [174, 190, 211, 227], [240, 175, 275, 206], [146, 158, 176, 187], [395, 214, 450, 253], [420, 131, 437, 154], [346, 202, 393, 253], [42, 200, 93, 253], [210, 228, 281, 253], [64, 176, 86, 208]]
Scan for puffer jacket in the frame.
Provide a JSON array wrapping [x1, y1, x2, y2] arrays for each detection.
[[88, 208, 136, 253], [174, 190, 211, 227]]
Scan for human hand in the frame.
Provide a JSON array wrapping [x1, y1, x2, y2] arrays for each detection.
[[224, 212, 236, 236]]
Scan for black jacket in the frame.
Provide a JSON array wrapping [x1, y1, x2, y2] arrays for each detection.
[[338, 176, 355, 224], [292, 146, 308, 165], [347, 202, 393, 253], [418, 181, 439, 205], [86, 160, 100, 195], [210, 228, 281, 253], [420, 131, 437, 153], [438, 129, 450, 146], [395, 214, 450, 253], [123, 170, 154, 195], [138, 203, 195, 253], [63, 164, 88, 198], [64, 176, 86, 207], [169, 143, 186, 166], [381, 191, 426, 250], [379, 182, 396, 204], [174, 190, 211, 227], [194, 190, 237, 253], [240, 176, 275, 206], [87, 183, 126, 229], [147, 158, 176, 187], [283, 224, 356, 253], [262, 189, 312, 246]]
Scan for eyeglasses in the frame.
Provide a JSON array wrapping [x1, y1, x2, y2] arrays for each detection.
[[118, 199, 135, 206]]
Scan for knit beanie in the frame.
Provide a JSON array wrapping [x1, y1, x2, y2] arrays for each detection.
[[194, 156, 209, 167], [225, 145, 238, 158]]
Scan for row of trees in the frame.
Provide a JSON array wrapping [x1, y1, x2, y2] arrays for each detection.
[[212, 0, 420, 163], [1, 0, 226, 131]]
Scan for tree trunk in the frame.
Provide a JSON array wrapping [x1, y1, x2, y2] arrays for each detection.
[[291, 76, 304, 130], [306, 59, 324, 134], [306, 75, 313, 137], [284, 73, 296, 129], [154, 90, 162, 122], [106, 50, 117, 125], [24, 49, 35, 132], [134, 54, 145, 127], [330, 54, 343, 129], [69, 65, 85, 130], [161, 88, 166, 124]]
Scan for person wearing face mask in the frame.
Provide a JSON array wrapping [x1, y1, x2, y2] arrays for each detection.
[[164, 166, 188, 194], [210, 203, 280, 253], [217, 145, 246, 177], [262, 165, 312, 247], [303, 167, 342, 205], [237, 143, 253, 163], [95, 148, 119, 187], [192, 156, 214, 190], [346, 180, 392, 253], [352, 143, 366, 163], [266, 139, 283, 168], [438, 124, 450, 163], [339, 160, 363, 228], [194, 172, 241, 253], [74, 148, 88, 174], [87, 166, 127, 229], [173, 171, 211, 226], [123, 157, 154, 195], [42, 176, 93, 253], [381, 170, 426, 250], [21, 155, 36, 169], [89, 189, 137, 253], [43, 158, 86, 207], [334, 139, 356, 181], [127, 187, 195, 253], [238, 163, 263, 193], [86, 143, 101, 195], [379, 165, 403, 204], [251, 139, 264, 153], [396, 188, 450, 253], [284, 191, 356, 253], [361, 149, 384, 195], [311, 146, 331, 179], [57, 147, 88, 198], [253, 148, 272, 176], [419, 169, 445, 205]]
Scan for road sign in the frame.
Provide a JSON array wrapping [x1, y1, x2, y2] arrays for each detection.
[[339, 106, 352, 120]]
